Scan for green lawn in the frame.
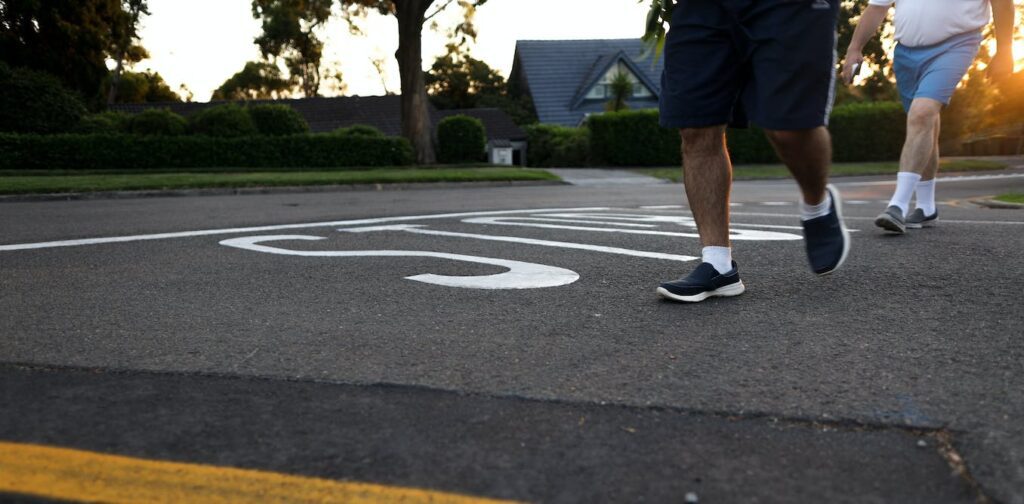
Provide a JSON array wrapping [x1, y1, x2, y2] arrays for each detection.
[[634, 159, 1009, 183], [0, 167, 560, 195], [995, 193, 1024, 204]]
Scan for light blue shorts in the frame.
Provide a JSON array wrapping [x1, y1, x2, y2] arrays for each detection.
[[893, 30, 982, 112]]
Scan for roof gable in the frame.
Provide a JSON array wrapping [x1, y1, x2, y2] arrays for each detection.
[[513, 39, 664, 126]]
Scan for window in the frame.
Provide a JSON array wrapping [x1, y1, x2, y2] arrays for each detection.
[[586, 61, 652, 100]]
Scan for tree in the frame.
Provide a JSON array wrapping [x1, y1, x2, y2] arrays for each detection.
[[252, 0, 333, 97], [107, 0, 150, 104], [605, 72, 633, 112], [0, 0, 124, 107], [107, 70, 180, 103], [340, 0, 489, 164], [213, 61, 293, 100], [426, 48, 505, 109]]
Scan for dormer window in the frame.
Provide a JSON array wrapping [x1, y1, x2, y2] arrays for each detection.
[[585, 61, 653, 100]]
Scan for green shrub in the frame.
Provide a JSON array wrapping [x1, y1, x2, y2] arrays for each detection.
[[0, 133, 414, 170], [248, 104, 309, 136], [334, 124, 386, 138], [525, 124, 590, 167], [437, 115, 486, 163], [189, 104, 258, 137], [829, 101, 906, 162], [73, 111, 131, 134], [128, 109, 188, 136], [587, 109, 679, 166], [0, 62, 88, 134]]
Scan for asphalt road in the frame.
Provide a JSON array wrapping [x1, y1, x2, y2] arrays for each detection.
[[2, 168, 1023, 503]]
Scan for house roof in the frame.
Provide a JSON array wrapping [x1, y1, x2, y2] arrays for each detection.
[[111, 96, 524, 141], [511, 39, 664, 126]]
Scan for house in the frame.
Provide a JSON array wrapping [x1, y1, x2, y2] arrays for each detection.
[[111, 96, 527, 165], [509, 39, 664, 126]]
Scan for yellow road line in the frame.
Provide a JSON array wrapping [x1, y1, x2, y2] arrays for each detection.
[[0, 441, 521, 504]]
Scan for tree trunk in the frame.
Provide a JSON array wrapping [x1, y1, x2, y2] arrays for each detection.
[[107, 52, 125, 105], [394, 0, 436, 164]]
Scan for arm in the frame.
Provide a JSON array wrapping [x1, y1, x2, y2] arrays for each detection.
[[842, 4, 890, 85], [988, 0, 1015, 81]]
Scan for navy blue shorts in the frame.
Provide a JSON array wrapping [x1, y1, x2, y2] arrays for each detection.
[[659, 0, 840, 130]]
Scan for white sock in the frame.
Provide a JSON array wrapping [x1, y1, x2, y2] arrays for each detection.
[[888, 172, 921, 216], [800, 192, 832, 221], [702, 246, 733, 275], [915, 179, 937, 216]]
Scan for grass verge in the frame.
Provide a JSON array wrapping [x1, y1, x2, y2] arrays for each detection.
[[634, 159, 1009, 183], [994, 193, 1024, 204], [0, 167, 559, 195]]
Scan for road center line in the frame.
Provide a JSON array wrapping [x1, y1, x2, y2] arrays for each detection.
[[0, 207, 609, 252], [0, 441, 517, 504]]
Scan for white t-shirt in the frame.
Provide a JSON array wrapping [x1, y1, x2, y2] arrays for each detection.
[[868, 0, 992, 47]]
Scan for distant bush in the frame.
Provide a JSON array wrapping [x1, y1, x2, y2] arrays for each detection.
[[587, 109, 679, 166], [189, 104, 257, 137], [73, 111, 131, 134], [128, 108, 188, 136], [0, 133, 415, 170], [0, 62, 88, 134], [248, 104, 309, 136], [437, 115, 486, 163], [334, 124, 385, 138], [829, 102, 906, 162], [525, 124, 590, 167]]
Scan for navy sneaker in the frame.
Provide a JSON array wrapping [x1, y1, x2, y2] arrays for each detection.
[[906, 208, 938, 229], [657, 261, 745, 303], [802, 184, 851, 276], [874, 205, 907, 234]]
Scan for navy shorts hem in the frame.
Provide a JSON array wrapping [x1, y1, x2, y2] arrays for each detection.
[[659, 114, 731, 130]]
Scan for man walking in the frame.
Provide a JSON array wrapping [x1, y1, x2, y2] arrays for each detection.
[[843, 0, 1015, 233], [656, 0, 850, 303]]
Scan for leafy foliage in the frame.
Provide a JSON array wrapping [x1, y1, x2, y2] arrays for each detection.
[[106, 70, 180, 103], [426, 51, 506, 109], [524, 124, 590, 167], [437, 115, 486, 163], [0, 133, 415, 170], [334, 125, 386, 137], [128, 108, 188, 136], [605, 72, 633, 112], [73, 111, 132, 134], [0, 62, 89, 134], [251, 0, 333, 97], [248, 104, 311, 136], [188, 104, 259, 137], [213, 61, 292, 100]]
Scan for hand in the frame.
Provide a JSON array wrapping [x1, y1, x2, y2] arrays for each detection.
[[987, 52, 1014, 82], [842, 51, 864, 85]]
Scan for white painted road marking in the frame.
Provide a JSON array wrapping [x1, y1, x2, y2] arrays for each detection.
[[835, 172, 1024, 187], [0, 207, 610, 252], [463, 215, 803, 241], [219, 235, 579, 290], [339, 224, 700, 263]]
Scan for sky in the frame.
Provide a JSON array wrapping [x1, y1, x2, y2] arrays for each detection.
[[136, 0, 654, 101]]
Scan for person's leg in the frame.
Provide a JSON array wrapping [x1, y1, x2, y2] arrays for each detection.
[[763, 127, 831, 209], [679, 126, 734, 275], [887, 98, 942, 215], [913, 119, 940, 217]]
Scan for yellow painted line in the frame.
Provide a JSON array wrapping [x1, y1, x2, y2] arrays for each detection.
[[0, 441, 522, 504]]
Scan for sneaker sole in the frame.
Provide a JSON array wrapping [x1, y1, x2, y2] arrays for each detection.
[[817, 184, 852, 277], [874, 213, 906, 234], [656, 281, 746, 303], [906, 219, 937, 229]]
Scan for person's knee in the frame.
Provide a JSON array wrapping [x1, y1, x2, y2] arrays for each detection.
[[680, 127, 726, 156], [907, 102, 941, 131]]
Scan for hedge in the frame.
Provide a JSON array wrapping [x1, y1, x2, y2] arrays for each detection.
[[248, 104, 310, 136], [0, 133, 414, 170], [189, 104, 258, 137], [437, 115, 486, 163], [581, 103, 907, 166], [129, 109, 188, 136], [525, 124, 590, 167], [0, 62, 88, 134], [334, 125, 385, 137]]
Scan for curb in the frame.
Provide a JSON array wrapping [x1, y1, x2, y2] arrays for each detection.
[[0, 179, 567, 203]]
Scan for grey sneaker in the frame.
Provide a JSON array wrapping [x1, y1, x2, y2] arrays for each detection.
[[906, 208, 938, 229], [874, 205, 906, 234]]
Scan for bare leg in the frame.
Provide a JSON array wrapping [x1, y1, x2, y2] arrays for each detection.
[[921, 117, 941, 182], [901, 98, 943, 176], [681, 126, 732, 248], [763, 127, 831, 205]]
